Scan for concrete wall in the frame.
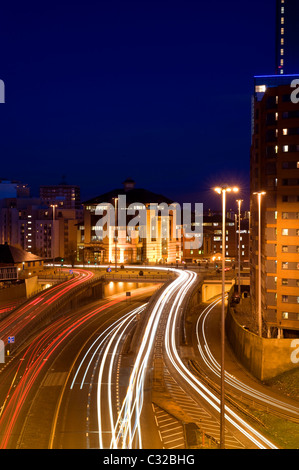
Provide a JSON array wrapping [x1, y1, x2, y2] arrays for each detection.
[[0, 282, 26, 303], [226, 305, 299, 381], [25, 276, 39, 297], [202, 280, 235, 302]]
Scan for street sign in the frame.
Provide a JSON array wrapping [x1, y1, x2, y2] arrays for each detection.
[[69, 270, 73, 274], [8, 336, 15, 344]]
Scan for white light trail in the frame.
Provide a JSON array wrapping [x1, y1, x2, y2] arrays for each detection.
[[195, 298, 299, 417], [163, 271, 279, 449]]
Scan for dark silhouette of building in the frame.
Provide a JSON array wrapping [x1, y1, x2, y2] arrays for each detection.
[[276, 0, 299, 75]]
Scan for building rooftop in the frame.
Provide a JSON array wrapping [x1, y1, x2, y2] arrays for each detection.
[[83, 179, 175, 206], [0, 244, 44, 265]]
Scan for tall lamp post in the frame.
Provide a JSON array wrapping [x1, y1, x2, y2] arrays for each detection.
[[50, 204, 57, 271], [236, 199, 243, 297], [253, 191, 266, 337], [114, 197, 118, 272], [214, 185, 239, 449]]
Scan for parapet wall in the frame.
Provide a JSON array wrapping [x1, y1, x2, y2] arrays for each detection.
[[226, 305, 299, 381]]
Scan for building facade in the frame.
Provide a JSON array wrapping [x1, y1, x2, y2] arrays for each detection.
[[0, 191, 82, 264], [276, 0, 299, 75], [78, 179, 181, 265], [40, 183, 81, 210], [250, 75, 299, 338]]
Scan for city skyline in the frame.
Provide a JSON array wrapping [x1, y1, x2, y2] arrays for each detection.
[[0, 0, 277, 209], [0, 0, 298, 454]]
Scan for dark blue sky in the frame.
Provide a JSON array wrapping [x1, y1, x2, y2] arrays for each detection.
[[0, 0, 276, 209]]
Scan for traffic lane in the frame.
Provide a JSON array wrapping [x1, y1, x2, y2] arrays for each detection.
[[191, 299, 299, 416], [9, 289, 158, 449], [47, 299, 152, 449], [0, 269, 95, 345]]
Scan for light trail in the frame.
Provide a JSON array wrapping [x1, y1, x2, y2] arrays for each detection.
[[163, 270, 279, 449], [97, 268, 190, 449], [0, 294, 126, 449], [195, 297, 299, 417], [0, 269, 95, 345]]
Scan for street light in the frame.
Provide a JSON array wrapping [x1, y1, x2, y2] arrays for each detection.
[[50, 204, 58, 270], [253, 191, 266, 337], [113, 197, 119, 272], [213, 185, 239, 449], [236, 199, 243, 297]]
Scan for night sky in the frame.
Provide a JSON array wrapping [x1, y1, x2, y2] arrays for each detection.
[[0, 0, 276, 210]]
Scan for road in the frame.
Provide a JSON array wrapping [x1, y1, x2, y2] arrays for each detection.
[[0, 282, 159, 449], [191, 296, 299, 428], [0, 268, 95, 348], [0, 266, 297, 449], [148, 270, 285, 449]]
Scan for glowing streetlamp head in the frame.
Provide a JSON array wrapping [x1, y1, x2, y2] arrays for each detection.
[[253, 191, 266, 196], [213, 186, 239, 194], [214, 187, 222, 195]]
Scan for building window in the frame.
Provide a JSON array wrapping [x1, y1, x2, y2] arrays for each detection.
[[282, 312, 288, 319], [282, 295, 288, 303], [282, 229, 288, 236], [282, 212, 288, 219], [255, 85, 266, 93], [282, 262, 288, 269], [282, 279, 288, 285], [282, 246, 288, 252]]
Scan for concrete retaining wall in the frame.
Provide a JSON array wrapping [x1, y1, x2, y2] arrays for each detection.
[[0, 282, 26, 303], [226, 305, 299, 381]]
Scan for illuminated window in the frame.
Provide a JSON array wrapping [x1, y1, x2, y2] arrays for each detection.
[[282, 295, 288, 302], [281, 28, 284, 34], [283, 128, 288, 135], [282, 312, 288, 319], [255, 85, 266, 93], [283, 145, 289, 152], [281, 49, 284, 55], [281, 17, 284, 24], [282, 229, 288, 236], [282, 261, 288, 269]]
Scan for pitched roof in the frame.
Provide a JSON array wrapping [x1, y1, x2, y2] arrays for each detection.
[[83, 187, 175, 206], [0, 244, 44, 264]]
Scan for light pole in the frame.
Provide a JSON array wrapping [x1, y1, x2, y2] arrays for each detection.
[[253, 191, 266, 337], [51, 204, 57, 271], [114, 197, 118, 272], [236, 199, 243, 297], [214, 185, 239, 449]]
